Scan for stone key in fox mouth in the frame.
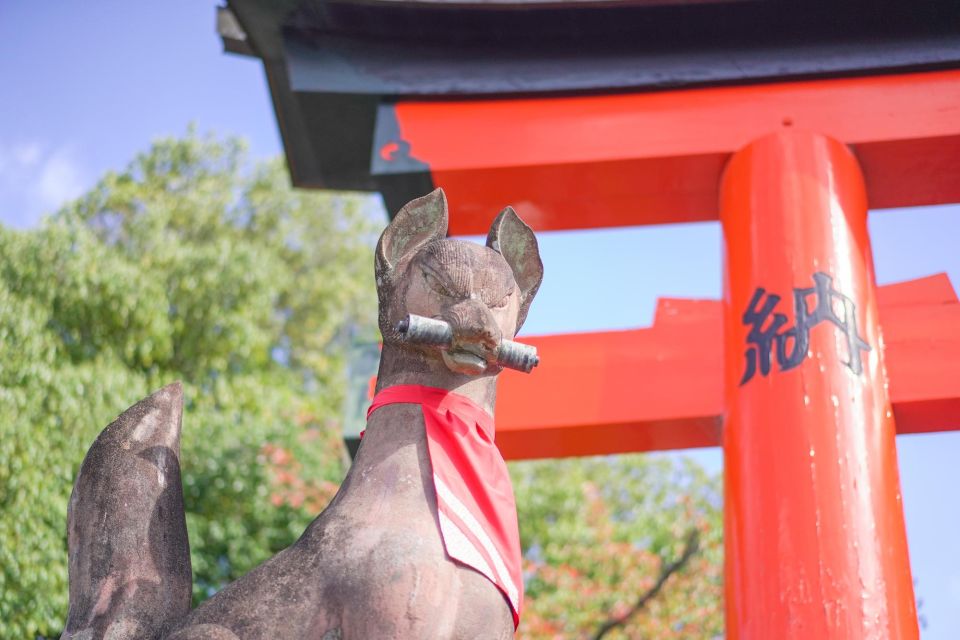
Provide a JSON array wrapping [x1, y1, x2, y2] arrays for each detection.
[[396, 314, 540, 373]]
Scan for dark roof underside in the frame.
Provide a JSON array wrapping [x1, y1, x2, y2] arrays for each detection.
[[222, 0, 960, 204]]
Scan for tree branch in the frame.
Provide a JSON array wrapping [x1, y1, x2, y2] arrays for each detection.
[[591, 529, 701, 640]]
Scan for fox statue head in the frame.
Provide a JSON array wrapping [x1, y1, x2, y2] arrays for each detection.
[[374, 188, 543, 381]]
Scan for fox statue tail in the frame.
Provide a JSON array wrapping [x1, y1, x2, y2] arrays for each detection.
[[61, 383, 193, 640]]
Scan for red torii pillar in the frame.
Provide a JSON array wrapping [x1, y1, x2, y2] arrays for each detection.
[[721, 131, 916, 638]]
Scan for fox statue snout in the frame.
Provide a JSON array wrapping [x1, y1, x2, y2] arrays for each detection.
[[62, 188, 542, 640], [438, 299, 502, 375]]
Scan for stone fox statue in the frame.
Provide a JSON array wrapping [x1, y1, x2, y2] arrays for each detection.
[[61, 189, 544, 640]]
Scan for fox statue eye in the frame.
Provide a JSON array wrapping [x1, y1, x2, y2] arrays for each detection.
[[491, 289, 514, 309], [423, 270, 454, 298]]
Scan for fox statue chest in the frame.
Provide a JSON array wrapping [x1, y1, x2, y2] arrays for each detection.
[[320, 401, 517, 639], [180, 402, 515, 640]]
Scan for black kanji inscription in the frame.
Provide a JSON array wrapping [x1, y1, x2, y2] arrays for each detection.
[[740, 272, 871, 386]]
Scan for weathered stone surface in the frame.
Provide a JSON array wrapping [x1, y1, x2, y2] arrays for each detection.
[[61, 382, 192, 640], [164, 623, 240, 640]]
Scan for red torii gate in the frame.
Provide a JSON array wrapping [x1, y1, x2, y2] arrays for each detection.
[[220, 1, 960, 635], [377, 70, 960, 637]]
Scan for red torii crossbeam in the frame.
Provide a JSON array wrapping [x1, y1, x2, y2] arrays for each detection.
[[376, 69, 960, 233], [494, 273, 960, 460]]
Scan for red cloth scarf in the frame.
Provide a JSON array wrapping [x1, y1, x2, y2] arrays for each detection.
[[366, 384, 523, 627]]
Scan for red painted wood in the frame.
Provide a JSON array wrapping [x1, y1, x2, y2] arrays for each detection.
[[493, 275, 960, 460], [720, 131, 916, 638], [494, 302, 722, 458], [495, 317, 723, 458], [390, 70, 960, 234], [875, 272, 958, 307]]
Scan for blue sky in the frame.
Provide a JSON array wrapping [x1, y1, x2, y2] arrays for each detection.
[[2, 1, 958, 635]]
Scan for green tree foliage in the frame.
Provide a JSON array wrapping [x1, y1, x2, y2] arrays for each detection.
[[511, 455, 724, 639], [0, 132, 378, 638], [0, 131, 724, 638]]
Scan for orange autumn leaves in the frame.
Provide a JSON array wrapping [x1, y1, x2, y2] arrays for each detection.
[[261, 423, 342, 513], [511, 455, 724, 639]]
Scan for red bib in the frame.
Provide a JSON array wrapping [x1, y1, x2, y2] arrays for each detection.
[[366, 384, 523, 627]]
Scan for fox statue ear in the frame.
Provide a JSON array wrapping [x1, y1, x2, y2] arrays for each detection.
[[487, 207, 543, 332], [376, 188, 448, 282]]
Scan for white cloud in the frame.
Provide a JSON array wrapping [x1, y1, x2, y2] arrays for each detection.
[[35, 147, 85, 210], [13, 143, 42, 168], [0, 141, 88, 228]]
